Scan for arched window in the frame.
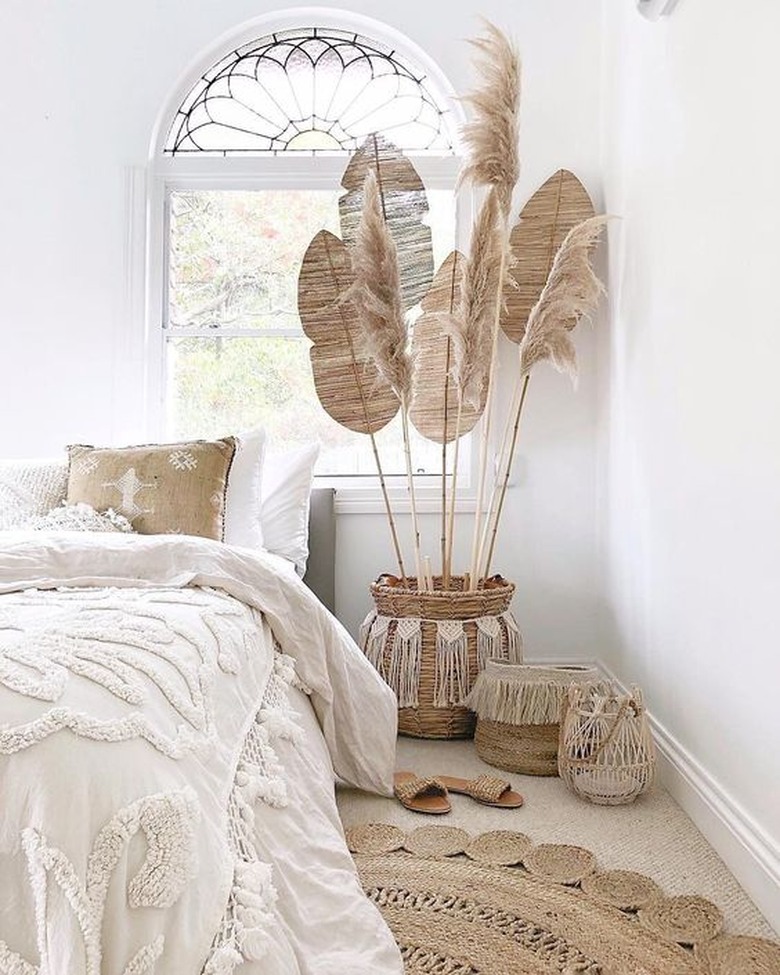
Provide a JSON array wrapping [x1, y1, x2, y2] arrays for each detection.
[[164, 27, 455, 155], [148, 17, 465, 493]]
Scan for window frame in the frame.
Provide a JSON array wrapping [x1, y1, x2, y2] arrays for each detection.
[[143, 13, 487, 513]]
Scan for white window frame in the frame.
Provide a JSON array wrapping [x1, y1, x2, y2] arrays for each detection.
[[142, 11, 488, 514]]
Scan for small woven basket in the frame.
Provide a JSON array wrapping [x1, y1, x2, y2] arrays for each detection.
[[466, 661, 601, 775], [360, 574, 519, 739], [558, 683, 656, 805]]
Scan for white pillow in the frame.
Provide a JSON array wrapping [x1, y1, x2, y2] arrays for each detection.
[[260, 443, 319, 575], [0, 459, 68, 529], [223, 428, 267, 549]]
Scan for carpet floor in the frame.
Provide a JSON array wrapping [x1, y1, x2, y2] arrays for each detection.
[[336, 736, 777, 941]]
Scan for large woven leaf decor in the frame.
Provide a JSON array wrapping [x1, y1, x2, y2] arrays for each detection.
[[501, 170, 595, 344], [298, 230, 400, 434], [410, 252, 486, 443], [339, 134, 434, 312]]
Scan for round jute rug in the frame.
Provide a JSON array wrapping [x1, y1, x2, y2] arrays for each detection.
[[347, 825, 780, 975]]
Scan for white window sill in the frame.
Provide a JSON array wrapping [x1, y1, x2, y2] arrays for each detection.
[[331, 488, 480, 516]]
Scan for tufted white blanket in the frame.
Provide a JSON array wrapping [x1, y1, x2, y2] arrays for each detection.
[[0, 532, 400, 975]]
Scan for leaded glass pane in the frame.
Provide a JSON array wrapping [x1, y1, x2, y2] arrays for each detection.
[[164, 27, 455, 155]]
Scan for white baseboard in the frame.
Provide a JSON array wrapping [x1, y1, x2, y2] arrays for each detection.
[[592, 659, 780, 933]]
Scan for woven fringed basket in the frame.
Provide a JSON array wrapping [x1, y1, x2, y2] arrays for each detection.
[[360, 575, 520, 739], [558, 683, 656, 805], [465, 661, 601, 775]]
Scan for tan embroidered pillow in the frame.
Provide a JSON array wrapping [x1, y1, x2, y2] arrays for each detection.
[[67, 439, 236, 540]]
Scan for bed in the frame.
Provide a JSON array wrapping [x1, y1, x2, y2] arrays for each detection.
[[0, 440, 404, 975]]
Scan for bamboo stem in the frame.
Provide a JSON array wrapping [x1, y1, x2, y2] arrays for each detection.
[[482, 372, 530, 579], [445, 397, 464, 584], [441, 337, 452, 588], [468, 240, 508, 590], [476, 375, 522, 577], [369, 428, 408, 586], [401, 394, 424, 590]]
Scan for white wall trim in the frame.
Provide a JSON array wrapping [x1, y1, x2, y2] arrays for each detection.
[[574, 657, 780, 933]]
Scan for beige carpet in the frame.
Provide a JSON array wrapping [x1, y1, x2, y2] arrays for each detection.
[[336, 737, 777, 941]]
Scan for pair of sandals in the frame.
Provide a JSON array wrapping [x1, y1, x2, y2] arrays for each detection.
[[394, 770, 524, 815]]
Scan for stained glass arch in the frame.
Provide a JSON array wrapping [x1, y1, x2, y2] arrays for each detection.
[[164, 26, 458, 156]]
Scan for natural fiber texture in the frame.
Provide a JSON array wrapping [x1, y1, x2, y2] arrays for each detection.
[[345, 823, 405, 856], [394, 777, 448, 804], [559, 683, 657, 805], [459, 22, 521, 217], [639, 896, 725, 947], [362, 575, 519, 739], [409, 252, 485, 443], [695, 935, 780, 974], [475, 720, 560, 777], [467, 660, 600, 776], [581, 868, 663, 911], [465, 660, 601, 725], [459, 775, 512, 805], [340, 134, 434, 311], [298, 229, 400, 435], [523, 843, 596, 885], [404, 825, 470, 859], [352, 825, 733, 975], [455, 189, 504, 412], [350, 167, 413, 401], [519, 214, 608, 382], [501, 169, 596, 344], [464, 830, 531, 867]]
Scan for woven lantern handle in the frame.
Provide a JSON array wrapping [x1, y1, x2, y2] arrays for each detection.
[[562, 694, 633, 768]]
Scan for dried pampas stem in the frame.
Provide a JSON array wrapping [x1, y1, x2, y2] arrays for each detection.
[[352, 168, 423, 586], [459, 21, 521, 217], [441, 334, 452, 587], [519, 215, 608, 380], [481, 215, 608, 579], [444, 396, 463, 585], [401, 396, 423, 588], [444, 189, 505, 590], [468, 193, 512, 590], [481, 372, 530, 580]]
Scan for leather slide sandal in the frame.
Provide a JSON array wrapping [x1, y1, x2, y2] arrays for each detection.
[[393, 771, 451, 815], [437, 774, 524, 809]]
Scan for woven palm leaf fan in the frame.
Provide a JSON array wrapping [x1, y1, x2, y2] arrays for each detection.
[[339, 134, 434, 312], [501, 169, 595, 344], [298, 229, 399, 434], [409, 251, 487, 443]]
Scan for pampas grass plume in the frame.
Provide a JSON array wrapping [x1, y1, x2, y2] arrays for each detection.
[[448, 189, 505, 409], [351, 169, 412, 400], [519, 215, 608, 381], [459, 22, 521, 216]]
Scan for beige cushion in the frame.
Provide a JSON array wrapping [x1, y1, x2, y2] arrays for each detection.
[[67, 439, 236, 540]]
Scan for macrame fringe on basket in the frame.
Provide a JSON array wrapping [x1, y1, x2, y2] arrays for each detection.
[[465, 660, 601, 775], [360, 575, 520, 738]]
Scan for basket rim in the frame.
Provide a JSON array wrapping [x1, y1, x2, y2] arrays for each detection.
[[370, 573, 515, 600]]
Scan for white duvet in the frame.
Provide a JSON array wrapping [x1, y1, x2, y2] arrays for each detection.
[[0, 532, 402, 975]]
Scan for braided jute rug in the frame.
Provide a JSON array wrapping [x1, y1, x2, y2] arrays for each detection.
[[346, 823, 780, 975]]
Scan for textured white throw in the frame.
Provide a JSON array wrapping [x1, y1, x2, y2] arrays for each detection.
[[0, 532, 398, 975]]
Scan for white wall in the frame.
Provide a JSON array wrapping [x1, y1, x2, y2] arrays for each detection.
[[601, 0, 780, 927], [0, 0, 605, 652]]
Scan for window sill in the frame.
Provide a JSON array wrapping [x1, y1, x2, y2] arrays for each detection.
[[332, 489, 479, 516]]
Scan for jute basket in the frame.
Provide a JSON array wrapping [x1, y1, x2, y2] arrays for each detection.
[[360, 575, 520, 739], [465, 661, 601, 775], [558, 683, 656, 805]]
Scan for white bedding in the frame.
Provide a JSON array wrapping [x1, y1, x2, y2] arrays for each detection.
[[0, 532, 402, 975]]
